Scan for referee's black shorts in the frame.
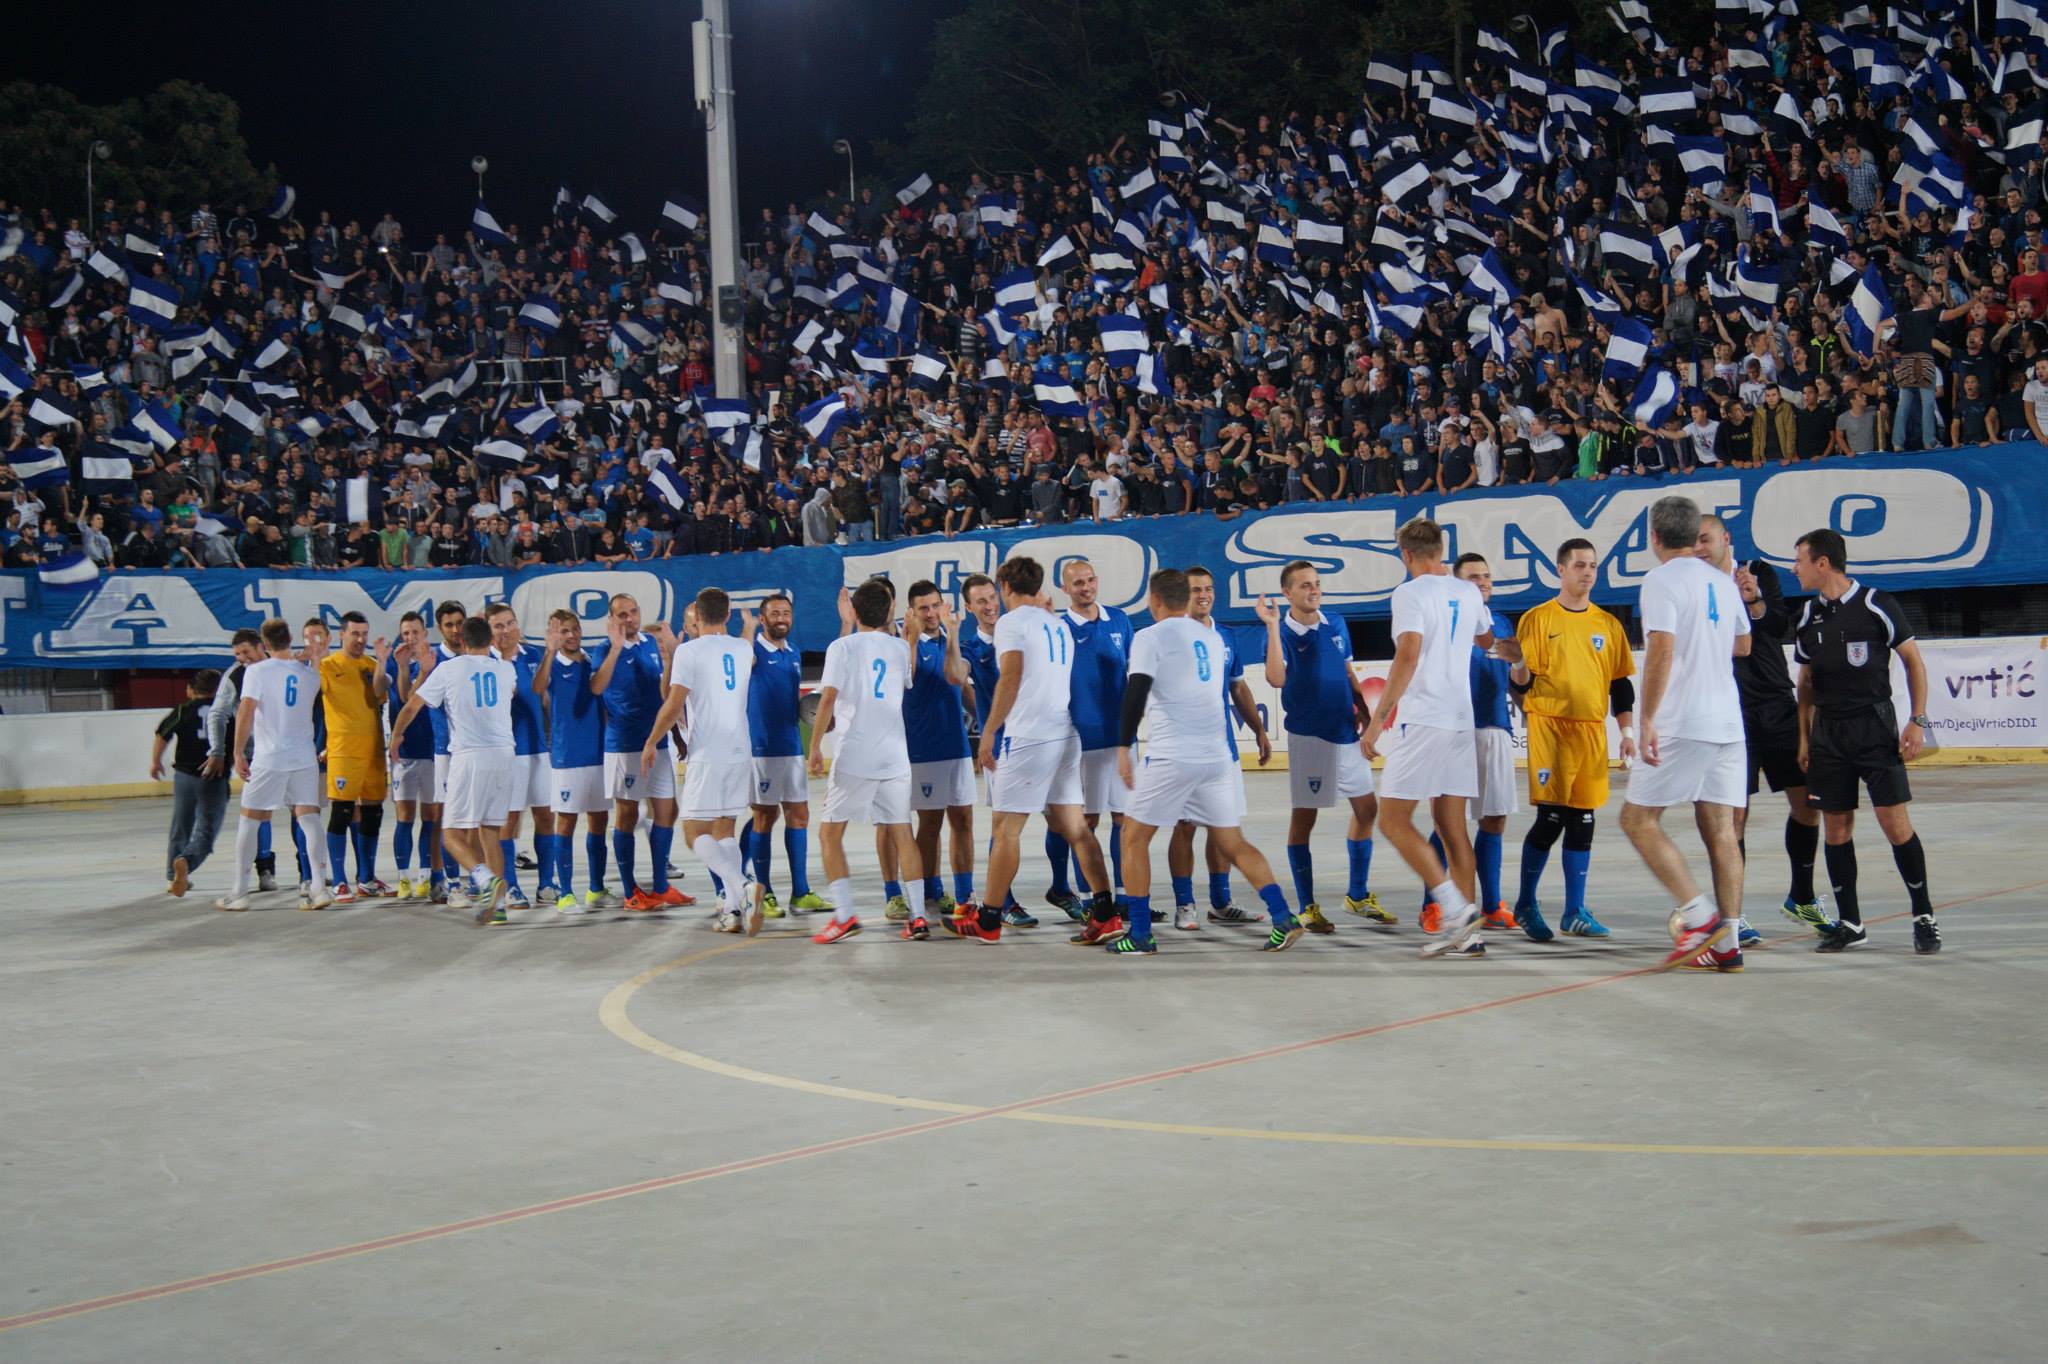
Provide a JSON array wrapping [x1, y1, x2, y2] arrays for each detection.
[[1742, 707, 1805, 796], [1805, 705, 1911, 812]]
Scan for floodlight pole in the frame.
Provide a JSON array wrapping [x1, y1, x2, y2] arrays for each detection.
[[698, 0, 744, 398]]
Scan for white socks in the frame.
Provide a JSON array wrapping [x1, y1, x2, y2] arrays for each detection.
[[1429, 880, 1474, 921], [693, 834, 747, 911], [295, 812, 329, 890], [1677, 894, 1716, 931], [905, 879, 926, 922], [232, 816, 262, 895], [830, 877, 855, 924]]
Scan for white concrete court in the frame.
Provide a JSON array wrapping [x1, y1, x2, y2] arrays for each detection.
[[2, 766, 2046, 1362]]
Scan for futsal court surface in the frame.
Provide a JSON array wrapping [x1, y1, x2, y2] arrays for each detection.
[[4, 767, 2045, 1362]]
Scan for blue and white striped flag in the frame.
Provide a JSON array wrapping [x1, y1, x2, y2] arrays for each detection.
[[798, 395, 851, 447], [869, 283, 919, 337], [1807, 203, 1850, 252], [85, 248, 127, 283], [68, 362, 106, 391], [475, 438, 528, 467], [909, 346, 949, 391], [702, 398, 749, 433], [1629, 367, 1681, 428], [1037, 233, 1079, 272], [1845, 265, 1895, 356], [507, 405, 560, 440], [656, 271, 696, 308], [995, 267, 1037, 317], [1137, 351, 1170, 396], [472, 200, 513, 245], [1033, 381, 1087, 417], [266, 185, 296, 220], [128, 276, 181, 329], [81, 443, 138, 490], [1601, 317, 1654, 383], [612, 317, 658, 353], [647, 462, 689, 511], [580, 192, 618, 226], [0, 351, 32, 403], [40, 551, 98, 587], [895, 173, 933, 207], [27, 390, 78, 431], [134, 401, 185, 451], [7, 446, 70, 489], [1098, 314, 1149, 359], [1462, 249, 1515, 306], [662, 194, 705, 231]]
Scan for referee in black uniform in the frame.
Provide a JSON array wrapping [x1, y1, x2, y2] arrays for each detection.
[[1697, 515, 1827, 936], [1791, 529, 1940, 954]]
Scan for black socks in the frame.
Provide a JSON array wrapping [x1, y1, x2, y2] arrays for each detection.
[[1825, 839, 1861, 926], [1890, 834, 1934, 916], [1786, 817, 1819, 904]]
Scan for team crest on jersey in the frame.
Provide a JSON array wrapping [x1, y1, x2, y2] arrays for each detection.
[[1847, 642, 1869, 666], [624, 776, 635, 789], [1308, 778, 1322, 793], [560, 789, 571, 804], [1591, 635, 1605, 652], [335, 777, 346, 791], [759, 780, 771, 794], [921, 783, 934, 797], [1537, 767, 1552, 786]]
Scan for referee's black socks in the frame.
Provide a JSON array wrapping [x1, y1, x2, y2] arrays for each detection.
[[1825, 839, 1861, 926], [1890, 834, 1935, 917], [1786, 818, 1820, 904]]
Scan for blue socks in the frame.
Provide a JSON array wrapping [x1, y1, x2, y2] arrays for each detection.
[[1259, 883, 1293, 926], [292, 820, 310, 881], [649, 825, 674, 894], [258, 820, 273, 863], [884, 879, 903, 901], [785, 827, 810, 896], [394, 820, 414, 874], [1345, 837, 1373, 900], [1171, 874, 1195, 907], [585, 831, 607, 893], [1562, 848, 1591, 917], [355, 825, 376, 883], [1209, 871, 1232, 908], [1286, 844, 1314, 907], [924, 875, 943, 902], [326, 831, 349, 884], [1046, 831, 1071, 895], [1109, 822, 1124, 894], [1421, 832, 1446, 910], [1516, 837, 1551, 913], [952, 871, 973, 903], [1475, 829, 1503, 911], [613, 829, 637, 894], [752, 827, 774, 893], [498, 839, 521, 894], [1126, 894, 1152, 943]]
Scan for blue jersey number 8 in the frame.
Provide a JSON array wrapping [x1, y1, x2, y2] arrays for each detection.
[[722, 654, 737, 690], [283, 674, 298, 706], [1193, 639, 1212, 682], [871, 657, 887, 697]]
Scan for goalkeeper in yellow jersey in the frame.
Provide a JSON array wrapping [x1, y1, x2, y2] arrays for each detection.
[[318, 610, 393, 901]]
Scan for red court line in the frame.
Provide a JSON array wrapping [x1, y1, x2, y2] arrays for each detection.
[[6, 875, 2040, 1336]]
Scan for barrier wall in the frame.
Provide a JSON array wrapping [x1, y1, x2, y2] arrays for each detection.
[[0, 448, 2032, 669], [2, 636, 2037, 804]]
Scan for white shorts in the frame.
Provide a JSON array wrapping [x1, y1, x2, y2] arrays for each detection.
[[1377, 723, 1479, 802], [752, 755, 809, 806], [604, 748, 676, 802], [444, 748, 515, 829], [822, 770, 912, 825], [241, 763, 320, 812], [1288, 734, 1374, 807], [911, 757, 975, 811], [551, 764, 609, 816], [991, 734, 1083, 813], [1079, 748, 1129, 816], [1625, 737, 1749, 810], [681, 758, 753, 820], [391, 757, 435, 804], [1474, 727, 1519, 820], [509, 754, 552, 812], [1127, 755, 1240, 830], [432, 752, 450, 804]]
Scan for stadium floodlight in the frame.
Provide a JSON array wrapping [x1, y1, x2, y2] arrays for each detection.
[[832, 139, 855, 203], [471, 156, 488, 196], [86, 140, 110, 238]]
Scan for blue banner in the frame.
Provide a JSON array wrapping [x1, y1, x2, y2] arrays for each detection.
[[0, 449, 2027, 670]]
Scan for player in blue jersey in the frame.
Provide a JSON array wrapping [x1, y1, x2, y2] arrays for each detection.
[[1166, 566, 1275, 930], [1413, 554, 1526, 935], [1255, 559, 1387, 935], [957, 573, 1037, 929], [536, 609, 615, 912], [586, 592, 687, 912], [902, 580, 978, 918], [1052, 559, 1136, 920], [485, 603, 558, 910], [384, 612, 438, 899], [743, 594, 827, 916]]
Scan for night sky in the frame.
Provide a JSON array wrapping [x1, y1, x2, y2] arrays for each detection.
[[2, 0, 963, 234]]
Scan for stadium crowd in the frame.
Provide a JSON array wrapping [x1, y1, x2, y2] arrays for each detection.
[[5, 0, 2048, 578]]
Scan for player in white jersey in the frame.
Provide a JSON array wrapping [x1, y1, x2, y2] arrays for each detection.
[[388, 615, 518, 925], [645, 587, 762, 932], [1107, 570, 1308, 956], [1358, 519, 1494, 959], [1164, 566, 1273, 928], [218, 618, 332, 911], [961, 556, 1117, 944], [1620, 497, 1754, 973], [807, 579, 922, 943]]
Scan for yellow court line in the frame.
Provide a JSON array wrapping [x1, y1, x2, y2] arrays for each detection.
[[601, 880, 2048, 1159]]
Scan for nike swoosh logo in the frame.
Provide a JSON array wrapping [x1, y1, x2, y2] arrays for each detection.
[[1547, 633, 1561, 640]]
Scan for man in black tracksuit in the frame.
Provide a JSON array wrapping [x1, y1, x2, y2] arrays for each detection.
[[1790, 529, 1940, 955]]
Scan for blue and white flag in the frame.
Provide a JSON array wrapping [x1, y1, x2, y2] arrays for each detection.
[[127, 276, 181, 329], [27, 391, 79, 431], [85, 247, 127, 284], [1137, 351, 1170, 397], [1638, 76, 1696, 120], [1037, 233, 1079, 272], [995, 267, 1038, 318], [1599, 221, 1659, 280], [611, 317, 658, 353], [39, 551, 98, 588], [798, 394, 851, 447], [0, 352, 34, 402], [656, 271, 697, 308], [851, 340, 892, 377], [1846, 265, 1896, 355], [507, 405, 560, 440], [1033, 381, 1087, 417], [47, 268, 84, 310], [1462, 249, 1515, 306], [647, 462, 689, 511], [1364, 52, 1410, 96], [1376, 155, 1433, 208], [580, 192, 618, 226], [702, 398, 749, 433], [220, 390, 265, 433], [474, 438, 528, 467], [1098, 314, 1149, 359], [251, 332, 293, 371], [1295, 211, 1344, 257], [81, 443, 138, 490], [662, 194, 705, 231], [618, 233, 648, 265], [327, 296, 369, 336], [895, 173, 934, 207], [1254, 216, 1294, 266], [471, 200, 513, 245], [1629, 366, 1681, 428], [977, 193, 1018, 232], [1807, 203, 1850, 252], [418, 358, 478, 403], [8, 446, 70, 489], [1601, 316, 1654, 382], [909, 346, 949, 391], [520, 292, 561, 331], [1676, 135, 1728, 188], [266, 185, 296, 220], [135, 401, 184, 451], [869, 283, 919, 337], [68, 361, 106, 391]]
